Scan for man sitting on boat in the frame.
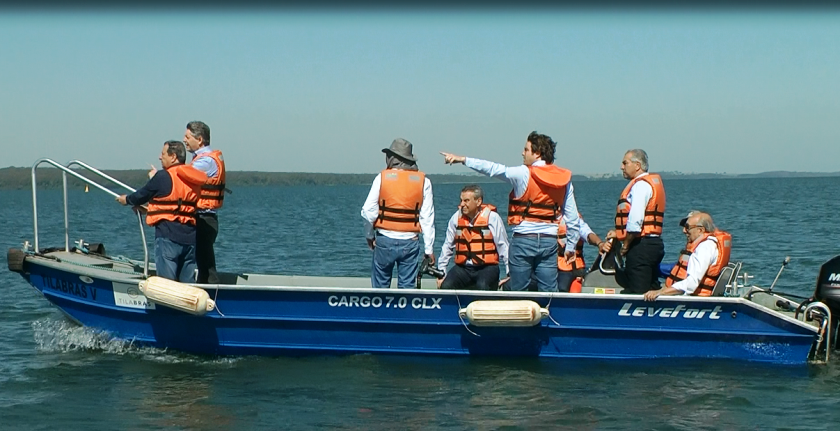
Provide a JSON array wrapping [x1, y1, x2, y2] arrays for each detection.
[[361, 139, 436, 288], [436, 184, 509, 290], [643, 211, 732, 300], [556, 214, 603, 292], [440, 131, 581, 293], [116, 140, 208, 283]]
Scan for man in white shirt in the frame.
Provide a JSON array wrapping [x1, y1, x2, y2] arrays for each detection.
[[437, 185, 509, 290], [441, 131, 580, 292], [600, 149, 666, 294], [644, 211, 720, 300], [361, 139, 435, 288]]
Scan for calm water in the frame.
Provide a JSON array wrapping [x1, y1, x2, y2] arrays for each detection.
[[2, 177, 840, 430]]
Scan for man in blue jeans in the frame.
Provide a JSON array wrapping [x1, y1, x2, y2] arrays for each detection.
[[441, 131, 581, 292], [361, 139, 435, 288], [117, 140, 207, 283]]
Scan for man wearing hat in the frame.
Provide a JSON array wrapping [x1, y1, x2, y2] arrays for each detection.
[[361, 139, 436, 288]]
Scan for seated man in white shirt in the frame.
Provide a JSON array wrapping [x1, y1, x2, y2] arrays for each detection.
[[644, 211, 731, 300], [437, 185, 509, 290]]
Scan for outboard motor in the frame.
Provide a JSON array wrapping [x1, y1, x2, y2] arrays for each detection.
[[813, 255, 840, 316]]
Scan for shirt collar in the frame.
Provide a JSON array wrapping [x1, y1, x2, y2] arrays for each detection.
[[193, 146, 212, 156], [531, 160, 546, 167]]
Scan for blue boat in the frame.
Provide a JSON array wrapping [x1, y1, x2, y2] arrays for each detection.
[[6, 159, 837, 365]]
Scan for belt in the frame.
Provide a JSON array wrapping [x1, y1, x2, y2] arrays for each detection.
[[513, 233, 558, 238]]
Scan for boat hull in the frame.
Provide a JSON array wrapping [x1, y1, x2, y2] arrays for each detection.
[[16, 253, 818, 365]]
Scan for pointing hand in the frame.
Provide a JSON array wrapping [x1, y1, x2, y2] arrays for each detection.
[[440, 152, 465, 165]]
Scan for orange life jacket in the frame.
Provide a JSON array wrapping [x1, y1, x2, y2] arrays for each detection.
[[454, 204, 500, 266], [557, 213, 586, 271], [374, 169, 425, 233], [508, 164, 572, 226], [614, 173, 666, 240], [146, 164, 206, 227], [192, 149, 226, 210], [665, 230, 732, 296]]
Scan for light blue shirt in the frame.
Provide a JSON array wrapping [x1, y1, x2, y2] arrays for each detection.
[[191, 146, 219, 178], [190, 146, 220, 214], [464, 157, 580, 253]]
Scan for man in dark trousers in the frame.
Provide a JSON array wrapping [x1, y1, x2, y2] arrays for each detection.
[[600, 149, 666, 294], [183, 121, 226, 284]]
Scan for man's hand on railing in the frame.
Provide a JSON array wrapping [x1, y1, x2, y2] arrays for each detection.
[[116, 195, 128, 205]]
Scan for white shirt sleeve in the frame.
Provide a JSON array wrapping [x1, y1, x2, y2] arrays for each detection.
[[420, 177, 435, 255], [626, 179, 653, 233], [489, 211, 510, 276], [437, 212, 459, 273], [671, 239, 719, 295], [464, 157, 531, 198], [579, 218, 594, 241], [360, 174, 382, 239], [560, 183, 580, 253]]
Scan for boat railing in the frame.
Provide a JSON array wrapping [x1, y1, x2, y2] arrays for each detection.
[[30, 158, 149, 278]]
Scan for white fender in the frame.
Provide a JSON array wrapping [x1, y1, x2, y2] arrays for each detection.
[[459, 300, 548, 327], [138, 276, 216, 316]]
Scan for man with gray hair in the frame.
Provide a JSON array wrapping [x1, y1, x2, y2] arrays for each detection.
[[600, 149, 666, 294], [437, 184, 509, 290], [361, 139, 435, 288], [644, 211, 732, 300]]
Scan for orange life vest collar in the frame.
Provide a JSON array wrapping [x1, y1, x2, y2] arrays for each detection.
[[665, 230, 732, 296], [454, 204, 500, 266], [192, 149, 226, 210], [145, 164, 204, 227], [614, 173, 666, 240], [374, 169, 426, 233], [507, 164, 571, 226]]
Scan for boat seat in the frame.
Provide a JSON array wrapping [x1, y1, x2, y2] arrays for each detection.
[[711, 261, 741, 296]]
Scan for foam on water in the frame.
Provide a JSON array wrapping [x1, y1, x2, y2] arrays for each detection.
[[30, 318, 241, 365]]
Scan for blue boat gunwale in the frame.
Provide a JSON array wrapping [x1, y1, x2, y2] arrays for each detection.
[[22, 250, 820, 335]]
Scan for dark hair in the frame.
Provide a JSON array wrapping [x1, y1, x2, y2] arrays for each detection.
[[460, 184, 484, 200], [164, 140, 187, 164], [186, 121, 211, 146], [527, 131, 556, 164]]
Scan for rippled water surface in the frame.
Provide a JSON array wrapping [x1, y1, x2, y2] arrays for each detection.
[[2, 177, 840, 430]]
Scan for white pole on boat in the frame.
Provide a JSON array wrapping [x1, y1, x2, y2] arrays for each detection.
[[768, 256, 791, 293], [31, 163, 40, 252], [62, 171, 70, 252]]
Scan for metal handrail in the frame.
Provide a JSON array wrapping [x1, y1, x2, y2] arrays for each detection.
[[31, 158, 149, 277]]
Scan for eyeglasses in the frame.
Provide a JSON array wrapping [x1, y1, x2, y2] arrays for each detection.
[[683, 225, 703, 232]]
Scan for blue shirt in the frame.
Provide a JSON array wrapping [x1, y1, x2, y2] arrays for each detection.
[[126, 169, 196, 245]]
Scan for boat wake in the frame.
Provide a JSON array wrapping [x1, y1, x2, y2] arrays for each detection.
[[30, 318, 240, 365]]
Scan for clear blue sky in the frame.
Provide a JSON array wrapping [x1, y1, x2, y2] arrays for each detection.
[[1, 10, 838, 175]]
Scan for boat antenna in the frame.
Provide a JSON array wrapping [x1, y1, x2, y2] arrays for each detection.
[[767, 256, 791, 293]]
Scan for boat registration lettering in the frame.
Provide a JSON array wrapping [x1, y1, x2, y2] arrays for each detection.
[[328, 295, 442, 310], [618, 303, 722, 319], [44, 276, 97, 300]]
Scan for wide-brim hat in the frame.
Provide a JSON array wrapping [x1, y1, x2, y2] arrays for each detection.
[[382, 138, 417, 162]]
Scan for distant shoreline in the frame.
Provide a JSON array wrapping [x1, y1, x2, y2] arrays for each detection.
[[1, 167, 838, 191]]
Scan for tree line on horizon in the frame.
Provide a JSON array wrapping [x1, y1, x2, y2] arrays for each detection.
[[0, 167, 837, 191]]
